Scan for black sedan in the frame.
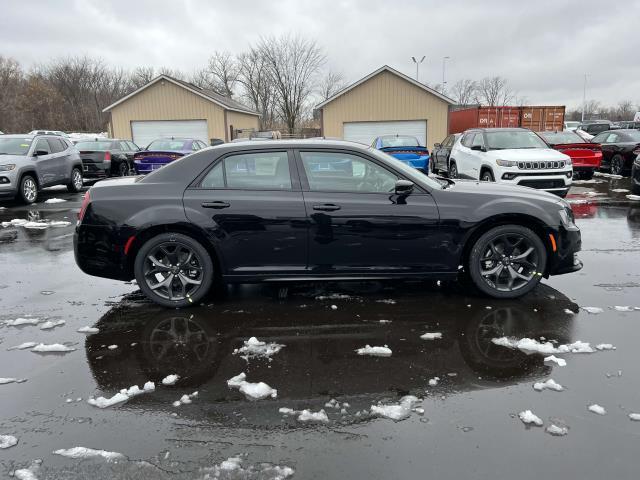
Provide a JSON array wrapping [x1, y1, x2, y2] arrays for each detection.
[[430, 133, 461, 176], [632, 154, 640, 194], [590, 129, 640, 176], [74, 140, 582, 308], [75, 139, 140, 178]]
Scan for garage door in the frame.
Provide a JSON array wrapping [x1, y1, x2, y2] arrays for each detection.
[[343, 120, 427, 147], [131, 120, 208, 147]]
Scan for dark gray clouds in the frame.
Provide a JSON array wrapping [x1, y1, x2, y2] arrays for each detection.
[[2, 0, 638, 109]]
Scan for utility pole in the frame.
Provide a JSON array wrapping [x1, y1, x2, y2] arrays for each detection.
[[442, 56, 450, 93], [411, 56, 425, 82], [581, 74, 588, 122]]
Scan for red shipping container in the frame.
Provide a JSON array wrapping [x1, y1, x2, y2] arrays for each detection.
[[449, 106, 565, 134]]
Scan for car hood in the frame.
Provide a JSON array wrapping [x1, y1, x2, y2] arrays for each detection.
[[484, 148, 570, 161], [445, 178, 565, 206], [0, 154, 29, 164]]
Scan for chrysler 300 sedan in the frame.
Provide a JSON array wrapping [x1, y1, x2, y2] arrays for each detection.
[[74, 140, 582, 308]]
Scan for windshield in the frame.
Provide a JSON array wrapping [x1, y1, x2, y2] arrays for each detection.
[[622, 130, 640, 142], [148, 140, 189, 151], [379, 136, 421, 148], [75, 141, 112, 151], [367, 147, 444, 190], [539, 131, 585, 145], [485, 130, 548, 150], [0, 137, 33, 155]]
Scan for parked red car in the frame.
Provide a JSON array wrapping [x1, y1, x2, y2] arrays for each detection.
[[538, 131, 602, 180]]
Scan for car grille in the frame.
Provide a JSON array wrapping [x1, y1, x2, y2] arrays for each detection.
[[518, 179, 566, 189], [517, 161, 566, 170]]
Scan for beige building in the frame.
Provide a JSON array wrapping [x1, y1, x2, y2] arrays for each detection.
[[316, 65, 454, 151], [103, 75, 260, 146]]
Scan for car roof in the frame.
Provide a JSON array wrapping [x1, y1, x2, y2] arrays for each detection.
[[212, 139, 372, 150], [466, 127, 529, 133], [150, 137, 194, 141]]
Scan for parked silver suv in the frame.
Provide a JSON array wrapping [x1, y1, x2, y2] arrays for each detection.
[[0, 134, 84, 204]]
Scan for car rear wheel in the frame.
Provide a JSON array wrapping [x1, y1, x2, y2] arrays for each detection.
[[134, 233, 214, 308], [18, 174, 38, 204], [610, 155, 625, 176], [67, 167, 83, 193], [118, 161, 129, 177], [468, 225, 546, 299], [449, 161, 458, 179]]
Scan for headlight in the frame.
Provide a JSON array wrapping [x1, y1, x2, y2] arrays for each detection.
[[564, 157, 572, 166], [496, 159, 517, 167], [0, 164, 16, 171], [558, 206, 575, 228]]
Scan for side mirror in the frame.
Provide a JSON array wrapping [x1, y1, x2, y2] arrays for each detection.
[[433, 143, 441, 148], [395, 179, 414, 196], [470, 145, 485, 152], [33, 150, 49, 157]]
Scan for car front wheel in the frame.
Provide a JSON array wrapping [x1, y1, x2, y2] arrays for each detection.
[[134, 233, 214, 308], [449, 161, 458, 179], [468, 225, 546, 299], [18, 174, 38, 204]]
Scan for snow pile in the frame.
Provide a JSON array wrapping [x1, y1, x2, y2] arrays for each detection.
[[13, 460, 41, 480], [315, 293, 352, 300], [162, 374, 180, 385], [8, 342, 38, 350], [378, 319, 392, 324], [77, 326, 99, 334], [376, 299, 396, 304], [544, 355, 566, 366], [563, 309, 575, 315], [518, 410, 543, 426], [297, 409, 329, 423], [227, 372, 277, 400], [626, 194, 640, 201], [4, 317, 40, 326], [370, 395, 421, 422], [614, 305, 634, 312], [0, 377, 26, 385], [492, 337, 594, 355], [44, 198, 67, 204], [39, 319, 65, 330], [31, 343, 75, 353], [628, 413, 640, 421], [595, 344, 616, 351], [533, 379, 564, 392], [0, 435, 18, 449], [233, 337, 285, 361], [330, 305, 338, 310], [355, 345, 392, 357], [588, 404, 606, 415], [87, 382, 155, 408], [546, 424, 568, 436], [324, 398, 349, 410], [582, 306, 604, 314], [107, 345, 118, 350], [420, 332, 442, 340], [428, 377, 440, 387], [53, 447, 124, 460], [200, 456, 294, 479], [611, 188, 629, 193], [172, 391, 198, 407]]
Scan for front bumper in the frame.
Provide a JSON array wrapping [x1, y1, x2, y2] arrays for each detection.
[[0, 175, 18, 197], [498, 169, 572, 195], [548, 226, 582, 276]]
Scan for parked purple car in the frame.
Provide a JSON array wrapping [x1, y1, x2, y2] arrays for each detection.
[[133, 138, 208, 174]]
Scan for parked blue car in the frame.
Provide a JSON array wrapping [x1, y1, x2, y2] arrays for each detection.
[[133, 138, 208, 174], [371, 135, 430, 172]]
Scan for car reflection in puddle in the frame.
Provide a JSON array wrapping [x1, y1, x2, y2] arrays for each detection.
[[85, 282, 577, 427]]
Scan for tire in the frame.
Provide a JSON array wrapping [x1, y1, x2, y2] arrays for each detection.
[[480, 169, 495, 182], [67, 167, 83, 193], [449, 161, 458, 179], [134, 233, 214, 308], [581, 170, 594, 180], [610, 155, 626, 176], [467, 225, 546, 299], [117, 161, 129, 177], [18, 174, 38, 204]]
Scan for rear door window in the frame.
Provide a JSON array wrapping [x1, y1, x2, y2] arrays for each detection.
[[119, 141, 130, 151], [47, 138, 65, 153], [200, 151, 292, 190]]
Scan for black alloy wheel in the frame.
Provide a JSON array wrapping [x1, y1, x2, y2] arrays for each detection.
[[118, 161, 129, 177], [610, 155, 625, 176]]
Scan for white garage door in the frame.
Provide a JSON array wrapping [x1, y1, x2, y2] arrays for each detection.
[[343, 120, 427, 147], [131, 120, 208, 147]]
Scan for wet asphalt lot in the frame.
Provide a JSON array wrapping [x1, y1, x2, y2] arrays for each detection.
[[1, 176, 640, 479]]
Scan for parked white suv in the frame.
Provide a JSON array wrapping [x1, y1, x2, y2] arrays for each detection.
[[448, 128, 573, 197]]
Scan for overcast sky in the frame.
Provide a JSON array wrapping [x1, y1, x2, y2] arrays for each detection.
[[2, 0, 639, 110]]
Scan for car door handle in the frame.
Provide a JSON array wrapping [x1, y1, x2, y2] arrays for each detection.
[[201, 201, 230, 209], [313, 204, 341, 212]]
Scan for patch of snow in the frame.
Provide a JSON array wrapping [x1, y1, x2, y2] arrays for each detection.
[[492, 337, 594, 354], [31, 343, 75, 353], [518, 410, 543, 426], [563, 309, 575, 315], [614, 305, 634, 312], [595, 344, 616, 351], [533, 379, 564, 392], [544, 355, 567, 367], [39, 319, 65, 330], [546, 424, 568, 436], [370, 395, 421, 421], [162, 374, 180, 385], [330, 305, 337, 310], [227, 372, 247, 388], [0, 435, 18, 449], [4, 317, 40, 326], [582, 306, 604, 314], [13, 461, 40, 480], [376, 299, 396, 304], [297, 409, 329, 423], [628, 413, 640, 421], [572, 179, 604, 184], [279, 407, 295, 415], [44, 198, 67, 204], [355, 345, 392, 357], [227, 372, 277, 400], [87, 382, 154, 408], [53, 447, 124, 460], [107, 345, 118, 350], [201, 457, 294, 479], [233, 336, 285, 361], [315, 293, 352, 300], [378, 319, 392, 324], [428, 377, 440, 387], [594, 171, 622, 179], [8, 342, 38, 350], [420, 332, 442, 340], [77, 326, 99, 334], [172, 391, 198, 407], [588, 404, 606, 415], [1, 378, 20, 384], [611, 188, 629, 193], [626, 194, 640, 201], [324, 398, 340, 409]]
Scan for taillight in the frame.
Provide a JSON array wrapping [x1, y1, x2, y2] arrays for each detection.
[[78, 191, 91, 222], [104, 151, 111, 162]]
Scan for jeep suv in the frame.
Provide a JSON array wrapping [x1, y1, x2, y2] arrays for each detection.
[[448, 128, 573, 197], [0, 134, 84, 204]]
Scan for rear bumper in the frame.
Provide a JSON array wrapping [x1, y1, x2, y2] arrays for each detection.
[[393, 156, 429, 171], [82, 160, 110, 178], [134, 161, 170, 174], [74, 225, 133, 281], [548, 226, 582, 276]]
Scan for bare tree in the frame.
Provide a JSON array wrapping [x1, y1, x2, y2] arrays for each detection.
[[237, 48, 277, 129], [257, 34, 325, 133], [318, 70, 347, 101], [450, 79, 476, 106], [474, 76, 514, 106], [199, 52, 239, 97], [582, 99, 601, 119], [615, 100, 634, 120], [130, 66, 156, 88], [0, 56, 24, 132]]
